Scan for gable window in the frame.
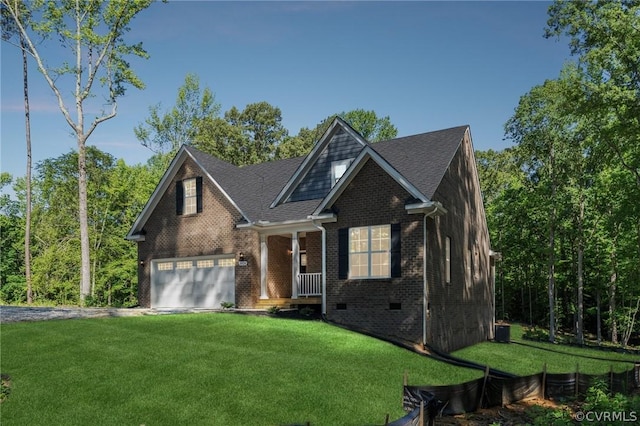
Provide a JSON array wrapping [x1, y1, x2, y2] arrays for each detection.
[[331, 159, 352, 187], [176, 177, 203, 215]]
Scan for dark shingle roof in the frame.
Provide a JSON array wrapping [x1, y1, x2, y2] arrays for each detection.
[[185, 124, 467, 223], [373, 125, 468, 199]]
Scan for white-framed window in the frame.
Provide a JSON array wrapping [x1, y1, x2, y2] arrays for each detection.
[[196, 259, 215, 268], [331, 159, 352, 186], [349, 225, 391, 278], [157, 262, 174, 271], [183, 178, 197, 215], [217, 258, 236, 267], [176, 260, 192, 270], [445, 236, 451, 284]]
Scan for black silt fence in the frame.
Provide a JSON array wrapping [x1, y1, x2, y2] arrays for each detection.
[[403, 364, 640, 416]]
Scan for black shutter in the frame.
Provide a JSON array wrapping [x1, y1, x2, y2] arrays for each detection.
[[391, 223, 401, 278], [196, 176, 203, 213], [176, 180, 183, 215], [338, 228, 349, 279]]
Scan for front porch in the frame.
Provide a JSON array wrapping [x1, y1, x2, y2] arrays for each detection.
[[257, 230, 324, 308], [255, 295, 322, 309]]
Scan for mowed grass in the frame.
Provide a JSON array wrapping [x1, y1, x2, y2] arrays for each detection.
[[452, 323, 639, 376], [0, 313, 481, 426]]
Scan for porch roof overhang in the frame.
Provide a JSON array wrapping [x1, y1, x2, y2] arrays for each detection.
[[236, 215, 336, 234]]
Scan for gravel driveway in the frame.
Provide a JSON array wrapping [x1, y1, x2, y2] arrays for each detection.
[[0, 305, 152, 323]]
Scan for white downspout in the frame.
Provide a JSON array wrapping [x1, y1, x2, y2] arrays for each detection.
[[423, 213, 428, 345], [260, 234, 268, 299], [311, 219, 327, 315], [291, 232, 299, 299]]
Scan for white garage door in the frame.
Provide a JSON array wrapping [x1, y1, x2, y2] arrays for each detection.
[[151, 256, 235, 308]]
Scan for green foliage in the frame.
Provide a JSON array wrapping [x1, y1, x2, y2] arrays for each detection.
[[527, 405, 574, 426], [8, 146, 158, 306], [522, 326, 550, 342], [484, 1, 640, 343], [267, 305, 281, 314], [0, 374, 10, 403], [220, 301, 234, 310], [135, 73, 221, 155], [299, 306, 315, 317]]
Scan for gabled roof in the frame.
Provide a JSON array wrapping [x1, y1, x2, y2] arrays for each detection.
[[373, 125, 469, 199], [127, 120, 469, 237], [270, 116, 369, 208]]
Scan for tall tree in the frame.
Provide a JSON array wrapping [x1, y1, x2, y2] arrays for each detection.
[[341, 109, 398, 142], [546, 0, 640, 190], [2, 0, 154, 303], [276, 109, 398, 159], [547, 0, 640, 343], [2, 1, 33, 304], [505, 72, 581, 343], [135, 73, 221, 157]]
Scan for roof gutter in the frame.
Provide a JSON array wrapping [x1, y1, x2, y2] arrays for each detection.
[[405, 201, 447, 217]]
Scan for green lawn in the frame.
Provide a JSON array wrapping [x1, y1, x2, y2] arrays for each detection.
[[452, 323, 639, 376], [0, 313, 481, 426]]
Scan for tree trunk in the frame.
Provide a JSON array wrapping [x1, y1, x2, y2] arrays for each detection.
[[21, 34, 33, 304], [548, 144, 556, 343], [576, 193, 585, 345], [609, 268, 618, 344], [78, 139, 91, 303], [596, 290, 602, 345], [621, 298, 640, 348]]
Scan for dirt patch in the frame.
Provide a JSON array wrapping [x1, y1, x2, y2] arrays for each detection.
[[434, 397, 573, 425]]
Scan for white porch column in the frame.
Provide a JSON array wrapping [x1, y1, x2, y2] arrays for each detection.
[[260, 234, 268, 299], [291, 232, 299, 299]]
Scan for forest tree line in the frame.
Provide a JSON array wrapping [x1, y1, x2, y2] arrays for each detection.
[[1, 1, 638, 346]]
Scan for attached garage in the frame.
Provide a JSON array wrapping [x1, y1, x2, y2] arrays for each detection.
[[151, 255, 235, 308]]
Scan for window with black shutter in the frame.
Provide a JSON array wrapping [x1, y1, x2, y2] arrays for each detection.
[[176, 177, 203, 215]]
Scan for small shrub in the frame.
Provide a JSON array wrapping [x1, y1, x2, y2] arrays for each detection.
[[527, 405, 573, 426], [583, 378, 640, 416], [299, 306, 315, 317], [267, 306, 280, 315], [0, 374, 11, 403], [220, 301, 234, 310], [523, 326, 550, 342]]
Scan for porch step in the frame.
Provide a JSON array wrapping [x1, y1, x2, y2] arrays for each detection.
[[255, 298, 293, 309], [255, 297, 321, 309]]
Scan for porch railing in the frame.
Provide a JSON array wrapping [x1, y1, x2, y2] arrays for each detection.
[[297, 273, 322, 296]]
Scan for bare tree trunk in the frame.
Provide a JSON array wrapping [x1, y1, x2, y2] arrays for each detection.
[[21, 34, 33, 304], [596, 290, 602, 345], [548, 145, 556, 343], [77, 139, 91, 303], [621, 298, 640, 347], [609, 266, 618, 344], [576, 194, 585, 345]]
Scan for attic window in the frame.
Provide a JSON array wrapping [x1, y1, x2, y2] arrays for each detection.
[[176, 177, 203, 215], [331, 159, 352, 187]]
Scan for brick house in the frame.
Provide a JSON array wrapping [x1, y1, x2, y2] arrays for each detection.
[[126, 117, 498, 352]]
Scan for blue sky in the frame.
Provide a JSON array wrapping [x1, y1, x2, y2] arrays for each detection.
[[1, 1, 573, 191]]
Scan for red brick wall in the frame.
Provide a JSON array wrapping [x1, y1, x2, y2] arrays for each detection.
[[425, 130, 494, 352], [136, 157, 259, 308], [305, 231, 322, 274], [267, 235, 292, 298], [324, 159, 425, 343]]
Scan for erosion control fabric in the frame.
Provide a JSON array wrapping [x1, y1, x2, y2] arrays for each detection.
[[404, 364, 640, 416]]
